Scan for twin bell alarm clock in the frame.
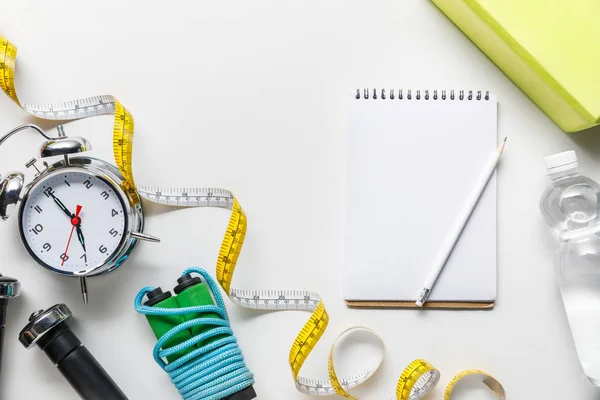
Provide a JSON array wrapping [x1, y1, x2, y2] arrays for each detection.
[[0, 124, 159, 302]]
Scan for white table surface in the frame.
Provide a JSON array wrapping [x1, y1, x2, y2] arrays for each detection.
[[2, 1, 600, 399]]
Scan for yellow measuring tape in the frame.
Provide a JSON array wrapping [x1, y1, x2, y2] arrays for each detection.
[[0, 35, 506, 399]]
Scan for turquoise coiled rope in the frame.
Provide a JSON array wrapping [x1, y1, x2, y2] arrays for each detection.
[[134, 267, 255, 400]]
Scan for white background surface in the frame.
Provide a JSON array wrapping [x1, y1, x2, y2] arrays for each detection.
[[1, 1, 600, 399]]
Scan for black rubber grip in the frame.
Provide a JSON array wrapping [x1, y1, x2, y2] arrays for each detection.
[[37, 322, 128, 400], [57, 345, 128, 400], [0, 299, 7, 374], [0, 325, 4, 374]]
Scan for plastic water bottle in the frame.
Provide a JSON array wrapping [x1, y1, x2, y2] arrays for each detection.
[[540, 150, 600, 385]]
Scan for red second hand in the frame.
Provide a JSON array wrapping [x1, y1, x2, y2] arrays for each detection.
[[61, 205, 82, 266]]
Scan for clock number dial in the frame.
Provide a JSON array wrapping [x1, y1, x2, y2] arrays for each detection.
[[30, 223, 44, 235], [43, 187, 55, 198], [21, 171, 127, 274]]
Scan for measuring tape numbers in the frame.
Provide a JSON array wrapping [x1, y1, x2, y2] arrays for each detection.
[[0, 35, 506, 399]]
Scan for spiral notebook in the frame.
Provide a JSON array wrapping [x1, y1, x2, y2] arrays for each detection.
[[344, 89, 498, 309]]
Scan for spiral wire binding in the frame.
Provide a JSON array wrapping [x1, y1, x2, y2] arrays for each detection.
[[355, 88, 490, 101], [134, 268, 255, 400]]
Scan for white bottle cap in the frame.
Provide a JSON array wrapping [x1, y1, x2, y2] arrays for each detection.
[[544, 151, 578, 175]]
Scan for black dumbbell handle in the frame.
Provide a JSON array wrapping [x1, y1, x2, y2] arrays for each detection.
[[37, 322, 128, 400], [0, 299, 7, 374]]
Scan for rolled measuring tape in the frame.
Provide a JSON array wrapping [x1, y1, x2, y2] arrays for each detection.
[[0, 36, 506, 399]]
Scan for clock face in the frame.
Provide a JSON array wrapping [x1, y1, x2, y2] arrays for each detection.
[[20, 169, 128, 274]]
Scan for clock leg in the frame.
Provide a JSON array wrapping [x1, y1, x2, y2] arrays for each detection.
[[80, 276, 88, 304]]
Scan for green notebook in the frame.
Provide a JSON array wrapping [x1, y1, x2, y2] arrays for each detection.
[[431, 0, 600, 132]]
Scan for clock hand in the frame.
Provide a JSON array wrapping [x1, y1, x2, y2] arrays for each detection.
[[58, 196, 85, 252], [61, 205, 82, 267], [49, 193, 73, 219], [76, 224, 86, 252]]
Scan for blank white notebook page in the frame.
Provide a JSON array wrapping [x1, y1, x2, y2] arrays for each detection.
[[344, 92, 498, 302]]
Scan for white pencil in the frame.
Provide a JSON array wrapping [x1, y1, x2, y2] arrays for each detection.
[[415, 137, 507, 307]]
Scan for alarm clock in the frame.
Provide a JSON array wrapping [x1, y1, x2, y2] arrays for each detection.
[[0, 124, 159, 303]]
